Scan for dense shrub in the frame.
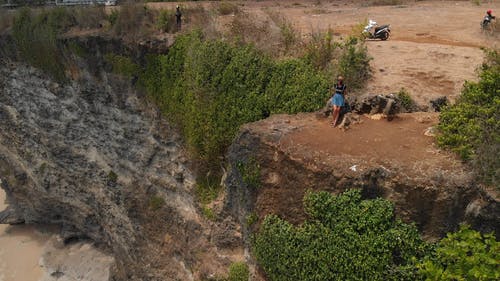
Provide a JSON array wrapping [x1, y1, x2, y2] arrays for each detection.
[[397, 88, 417, 112], [303, 29, 338, 71], [228, 262, 249, 281], [139, 31, 330, 174], [336, 37, 372, 90], [156, 9, 175, 33], [253, 190, 430, 281], [104, 53, 140, 78], [437, 49, 499, 186], [418, 225, 499, 280]]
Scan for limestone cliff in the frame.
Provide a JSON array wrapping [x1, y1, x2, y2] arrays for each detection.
[[1, 34, 498, 281], [0, 60, 235, 280]]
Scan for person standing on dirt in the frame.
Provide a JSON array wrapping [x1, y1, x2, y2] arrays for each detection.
[[330, 75, 347, 127], [175, 5, 182, 30]]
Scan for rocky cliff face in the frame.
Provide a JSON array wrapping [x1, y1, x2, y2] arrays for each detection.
[[224, 113, 499, 241], [0, 60, 237, 280], [1, 35, 498, 281]]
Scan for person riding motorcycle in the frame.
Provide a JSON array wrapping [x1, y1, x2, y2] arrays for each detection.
[[482, 10, 496, 28]]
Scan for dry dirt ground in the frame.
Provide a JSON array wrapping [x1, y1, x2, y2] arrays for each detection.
[[255, 0, 500, 105]]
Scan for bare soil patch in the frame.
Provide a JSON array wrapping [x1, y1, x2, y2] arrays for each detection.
[[239, 0, 499, 104], [281, 113, 463, 179]]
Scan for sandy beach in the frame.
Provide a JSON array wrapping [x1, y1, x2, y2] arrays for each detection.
[[0, 190, 49, 281]]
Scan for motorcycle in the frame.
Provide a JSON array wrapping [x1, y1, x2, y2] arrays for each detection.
[[481, 16, 495, 33], [362, 20, 391, 40]]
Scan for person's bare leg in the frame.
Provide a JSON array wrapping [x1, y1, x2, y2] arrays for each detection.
[[332, 106, 340, 127]]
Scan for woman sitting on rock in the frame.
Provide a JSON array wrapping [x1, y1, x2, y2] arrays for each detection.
[[330, 75, 347, 127]]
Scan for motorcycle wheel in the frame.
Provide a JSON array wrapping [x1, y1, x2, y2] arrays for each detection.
[[381, 31, 390, 41]]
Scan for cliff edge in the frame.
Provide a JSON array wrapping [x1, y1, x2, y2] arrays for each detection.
[[224, 113, 499, 241]]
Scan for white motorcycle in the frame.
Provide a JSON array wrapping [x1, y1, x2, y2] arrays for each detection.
[[362, 20, 391, 40]]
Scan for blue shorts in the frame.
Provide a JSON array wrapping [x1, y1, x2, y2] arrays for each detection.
[[330, 93, 344, 107]]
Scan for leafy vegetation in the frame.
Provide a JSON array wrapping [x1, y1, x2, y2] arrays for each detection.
[[201, 206, 216, 221], [253, 190, 430, 281], [246, 212, 259, 228], [8, 6, 370, 198], [228, 262, 249, 281], [104, 53, 140, 78], [336, 37, 372, 90], [417, 225, 499, 280], [254, 190, 500, 281], [237, 158, 261, 189], [139, 31, 331, 176], [156, 9, 175, 33], [437, 49, 499, 186], [397, 88, 416, 112]]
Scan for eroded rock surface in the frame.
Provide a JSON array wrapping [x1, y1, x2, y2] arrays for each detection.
[[0, 63, 232, 280]]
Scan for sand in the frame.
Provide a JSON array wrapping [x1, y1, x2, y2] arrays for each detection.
[[0, 190, 52, 281]]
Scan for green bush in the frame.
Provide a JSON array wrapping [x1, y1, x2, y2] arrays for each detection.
[[202, 206, 216, 221], [139, 31, 329, 176], [237, 158, 261, 189], [253, 190, 430, 281], [228, 262, 249, 281], [397, 88, 416, 112], [418, 225, 499, 280], [156, 9, 175, 33], [107, 9, 119, 26], [104, 53, 140, 77], [336, 36, 372, 90], [303, 29, 338, 71], [437, 49, 499, 186]]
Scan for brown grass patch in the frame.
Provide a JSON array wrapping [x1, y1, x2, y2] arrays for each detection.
[[0, 9, 14, 33]]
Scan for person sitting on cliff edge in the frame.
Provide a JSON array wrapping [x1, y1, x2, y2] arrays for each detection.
[[329, 75, 347, 127]]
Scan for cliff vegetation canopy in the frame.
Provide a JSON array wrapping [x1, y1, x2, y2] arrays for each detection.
[[437, 49, 500, 187], [254, 190, 500, 281]]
